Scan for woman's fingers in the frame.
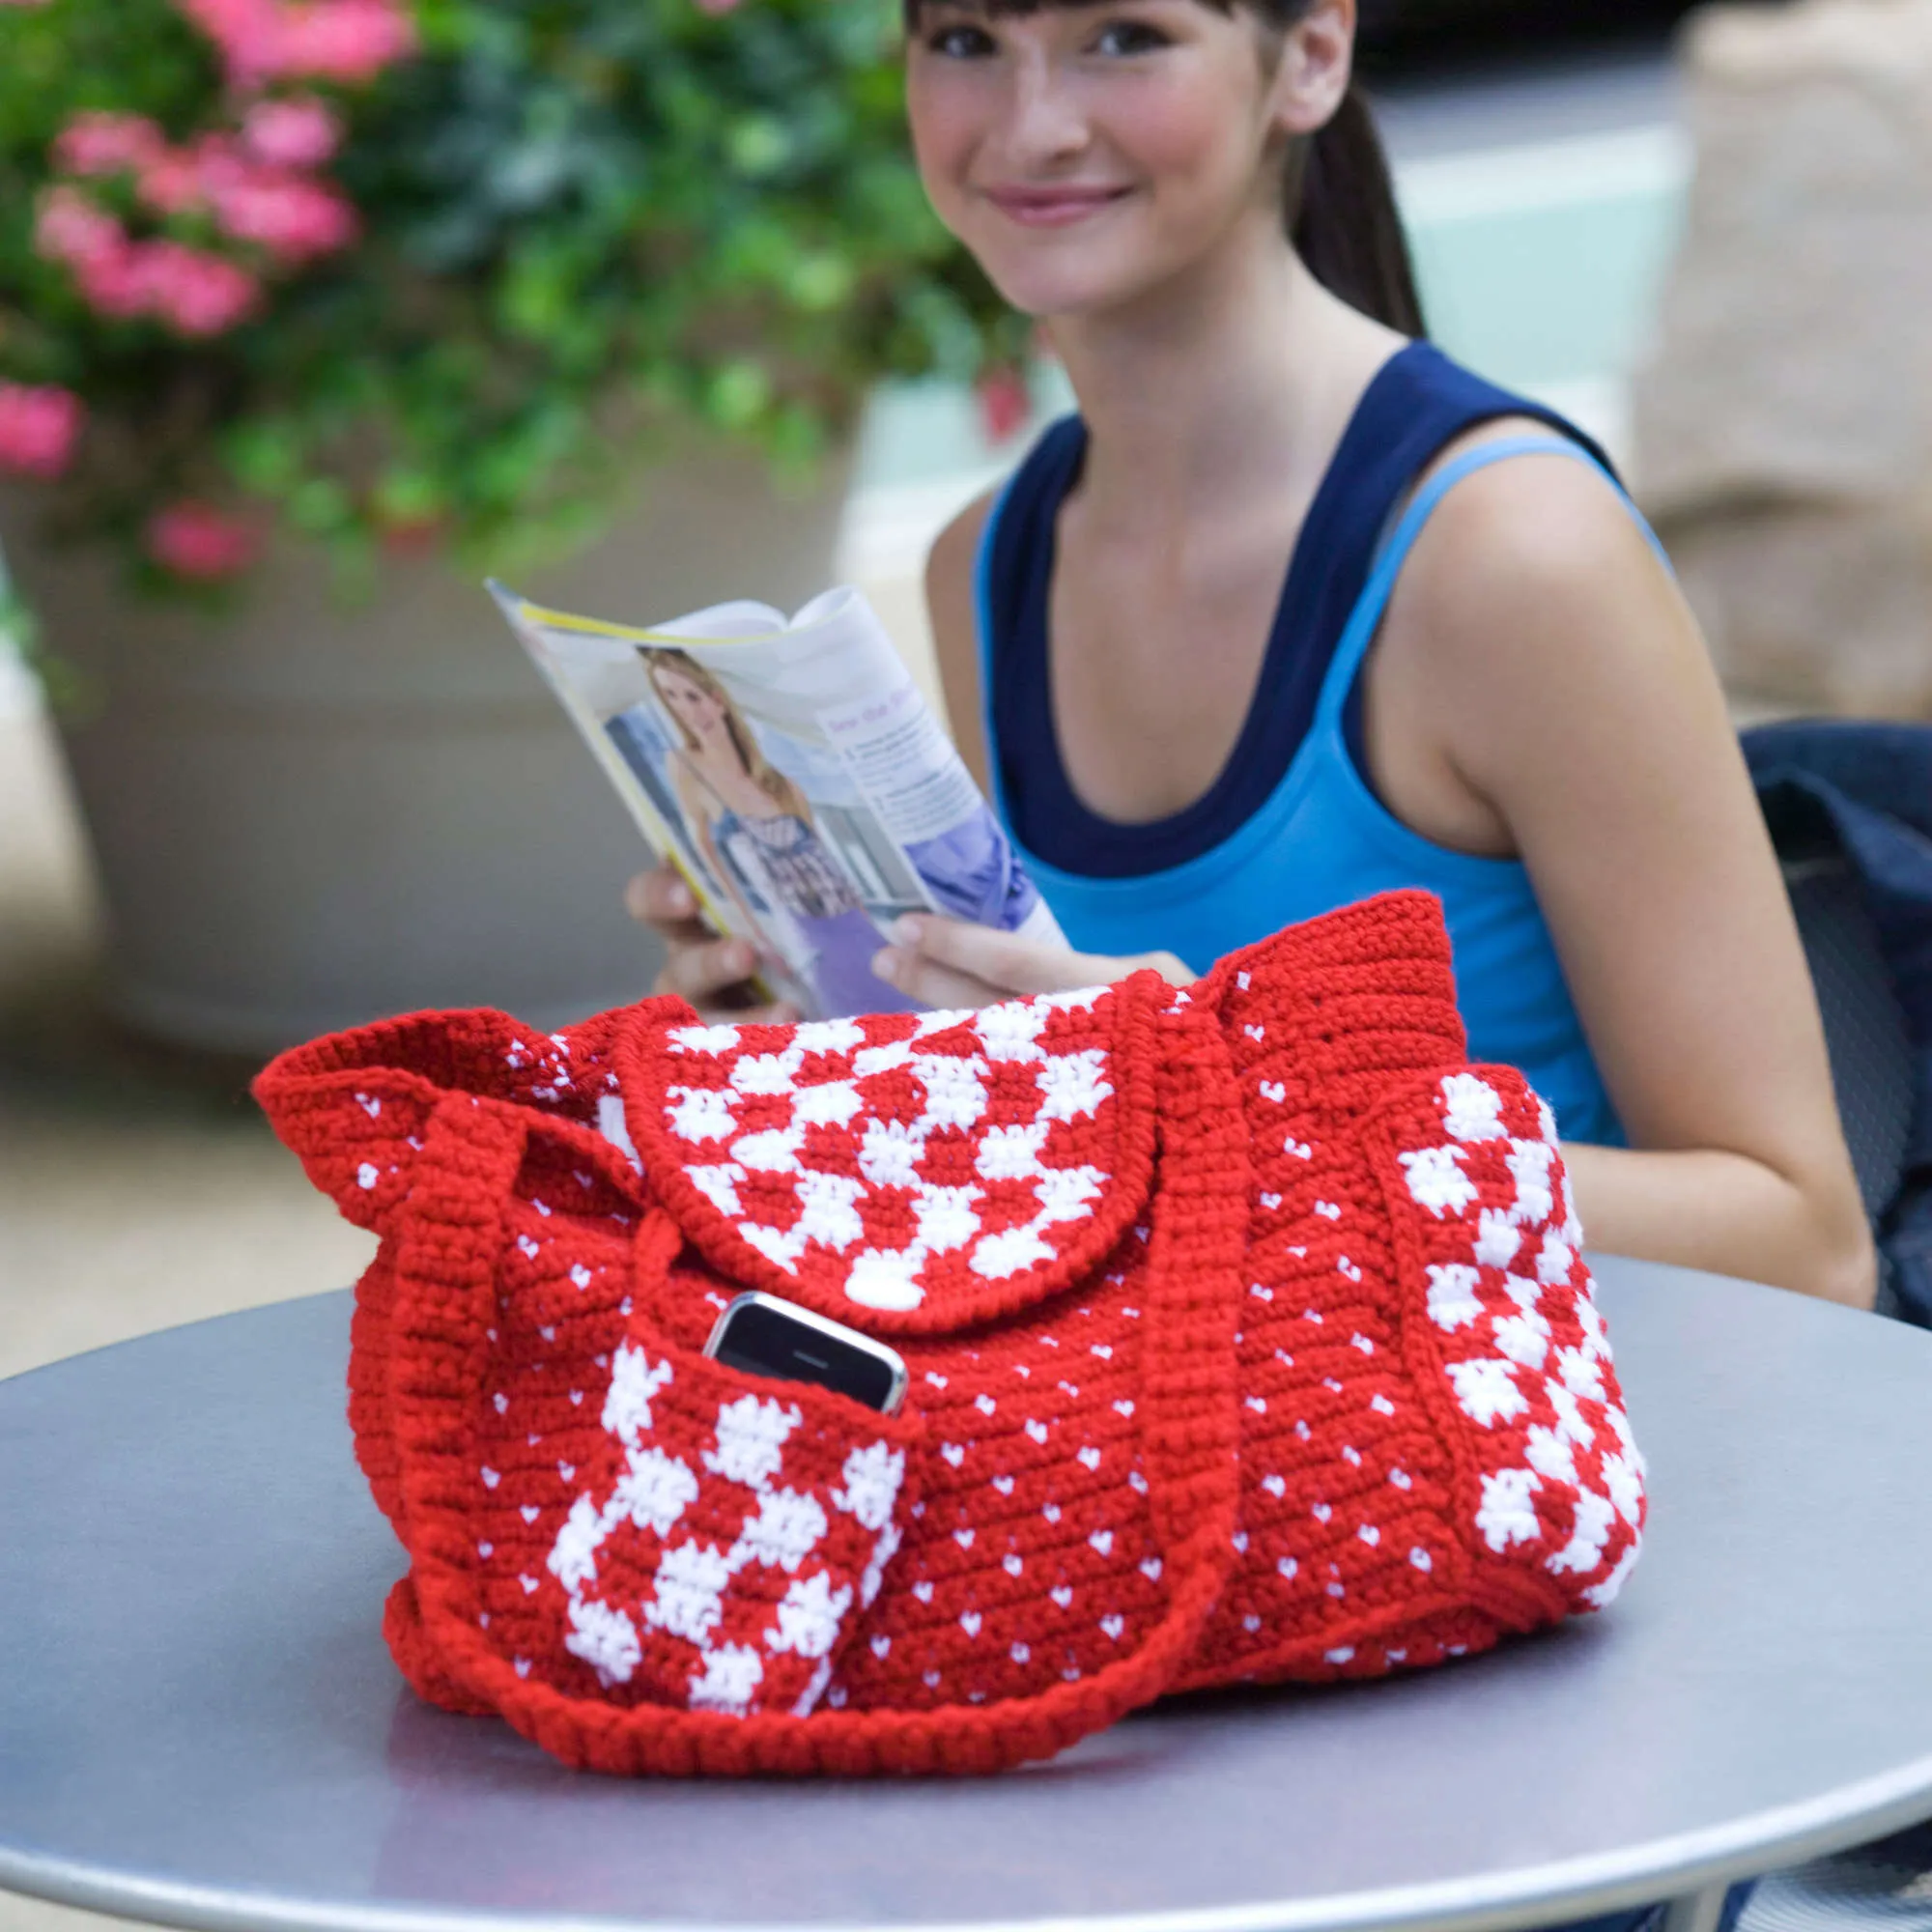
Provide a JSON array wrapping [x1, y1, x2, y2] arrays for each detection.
[[1134, 950, 1199, 988], [656, 933, 759, 1003], [873, 917, 1200, 1009], [655, 931, 801, 1024], [870, 944, 1011, 1012], [882, 915, 1099, 998], [628, 864, 795, 1018], [625, 865, 706, 938]]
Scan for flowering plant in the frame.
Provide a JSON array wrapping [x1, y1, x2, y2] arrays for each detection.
[[0, 0, 1021, 590]]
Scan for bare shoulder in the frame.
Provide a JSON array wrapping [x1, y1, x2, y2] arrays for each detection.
[[924, 486, 1000, 794], [1412, 420, 1655, 603], [1360, 412, 1728, 862], [1385, 421, 1698, 751]]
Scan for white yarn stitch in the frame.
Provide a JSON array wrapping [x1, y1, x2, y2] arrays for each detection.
[[660, 996, 1120, 1311], [1420, 1074, 1643, 1607], [545, 1346, 905, 1713]]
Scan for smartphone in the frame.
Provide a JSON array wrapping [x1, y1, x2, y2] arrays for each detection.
[[702, 1291, 909, 1416]]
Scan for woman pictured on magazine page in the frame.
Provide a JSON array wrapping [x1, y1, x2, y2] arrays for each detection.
[[629, 0, 1873, 1322], [641, 647, 920, 1020]]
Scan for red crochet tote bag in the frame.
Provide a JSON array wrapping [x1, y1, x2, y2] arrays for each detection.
[[255, 890, 1645, 1776]]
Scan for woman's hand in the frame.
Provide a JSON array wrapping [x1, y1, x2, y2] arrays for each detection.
[[872, 912, 1194, 1010], [624, 865, 800, 1024]]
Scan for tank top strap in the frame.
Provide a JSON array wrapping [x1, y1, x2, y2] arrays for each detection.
[[974, 458, 1030, 832], [1313, 433, 1672, 735], [975, 416, 1086, 832]]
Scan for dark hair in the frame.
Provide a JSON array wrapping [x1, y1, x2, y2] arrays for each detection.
[[902, 0, 1426, 338]]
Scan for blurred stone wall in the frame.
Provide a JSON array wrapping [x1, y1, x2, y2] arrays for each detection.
[[1634, 0, 1932, 717]]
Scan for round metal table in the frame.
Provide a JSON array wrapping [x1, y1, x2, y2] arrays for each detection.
[[4, 1257, 1932, 1932]]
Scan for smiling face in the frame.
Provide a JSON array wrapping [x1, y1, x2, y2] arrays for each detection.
[[651, 663, 729, 745], [905, 0, 1325, 321]]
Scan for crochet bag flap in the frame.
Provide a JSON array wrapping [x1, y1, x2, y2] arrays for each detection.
[[255, 889, 1646, 1777]]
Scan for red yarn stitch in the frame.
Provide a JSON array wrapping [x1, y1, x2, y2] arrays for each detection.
[[255, 890, 1645, 1775]]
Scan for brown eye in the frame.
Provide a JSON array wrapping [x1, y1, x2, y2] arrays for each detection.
[[925, 22, 997, 57], [1093, 18, 1172, 54]]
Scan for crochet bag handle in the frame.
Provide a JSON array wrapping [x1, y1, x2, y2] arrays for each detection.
[[386, 995, 1249, 1775], [252, 1004, 661, 1245]]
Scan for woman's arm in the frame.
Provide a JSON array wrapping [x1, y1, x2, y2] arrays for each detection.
[[1371, 446, 1875, 1307], [925, 489, 999, 796]]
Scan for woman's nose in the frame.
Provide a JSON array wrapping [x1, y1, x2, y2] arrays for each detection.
[[1001, 54, 1090, 164]]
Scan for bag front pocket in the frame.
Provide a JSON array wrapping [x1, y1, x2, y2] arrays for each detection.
[[473, 1327, 923, 1721]]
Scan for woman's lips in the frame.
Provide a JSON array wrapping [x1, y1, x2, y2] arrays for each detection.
[[984, 185, 1129, 227]]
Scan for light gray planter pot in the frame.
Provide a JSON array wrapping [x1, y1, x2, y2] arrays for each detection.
[[4, 450, 850, 1056]]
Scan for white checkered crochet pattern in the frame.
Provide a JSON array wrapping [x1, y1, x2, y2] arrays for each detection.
[[1409, 1071, 1645, 1609], [544, 1344, 905, 1718], [659, 992, 1117, 1313]]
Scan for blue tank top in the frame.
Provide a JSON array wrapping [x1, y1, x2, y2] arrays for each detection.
[[985, 343, 1613, 873], [974, 355, 1662, 1148]]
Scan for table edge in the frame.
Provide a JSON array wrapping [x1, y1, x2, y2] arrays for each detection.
[[0, 1289, 352, 1390], [8, 1748, 1932, 1932]]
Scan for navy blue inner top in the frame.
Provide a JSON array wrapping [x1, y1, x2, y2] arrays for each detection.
[[983, 340, 1614, 880]]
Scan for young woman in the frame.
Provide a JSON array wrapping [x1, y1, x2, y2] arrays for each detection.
[[641, 648, 918, 1020], [631, 0, 1874, 1315]]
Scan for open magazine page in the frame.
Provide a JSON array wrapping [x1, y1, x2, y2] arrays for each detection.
[[490, 582, 1065, 1022]]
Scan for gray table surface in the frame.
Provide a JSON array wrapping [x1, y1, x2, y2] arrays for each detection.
[[4, 1258, 1932, 1932]]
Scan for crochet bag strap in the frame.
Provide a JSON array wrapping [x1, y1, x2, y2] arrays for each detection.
[[388, 993, 1248, 1775]]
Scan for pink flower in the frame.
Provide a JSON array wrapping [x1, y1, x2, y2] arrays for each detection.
[[34, 185, 126, 270], [210, 170, 358, 263], [147, 500, 260, 581], [696, 0, 743, 12], [241, 96, 341, 170], [176, 0, 413, 88], [73, 247, 153, 320], [136, 242, 261, 336], [136, 147, 211, 217], [172, 0, 277, 87], [53, 112, 166, 178], [185, 132, 247, 199], [976, 368, 1032, 445], [278, 0, 413, 83], [36, 189, 257, 335], [0, 384, 85, 480]]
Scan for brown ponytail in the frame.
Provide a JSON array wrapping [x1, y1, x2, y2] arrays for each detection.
[[1287, 81, 1427, 338]]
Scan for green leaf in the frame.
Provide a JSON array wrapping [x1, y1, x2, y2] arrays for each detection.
[[706, 358, 773, 431], [786, 251, 855, 314], [288, 476, 354, 537], [224, 419, 306, 498], [724, 114, 791, 180], [372, 467, 446, 526]]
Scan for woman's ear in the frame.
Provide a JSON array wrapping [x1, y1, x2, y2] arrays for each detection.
[[1266, 0, 1355, 139]]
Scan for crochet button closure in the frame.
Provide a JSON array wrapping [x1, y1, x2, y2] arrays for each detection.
[[619, 976, 1165, 1334]]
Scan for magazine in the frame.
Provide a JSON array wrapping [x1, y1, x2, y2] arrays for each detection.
[[490, 581, 1065, 1021]]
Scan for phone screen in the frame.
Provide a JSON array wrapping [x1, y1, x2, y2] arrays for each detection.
[[708, 1295, 905, 1413]]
